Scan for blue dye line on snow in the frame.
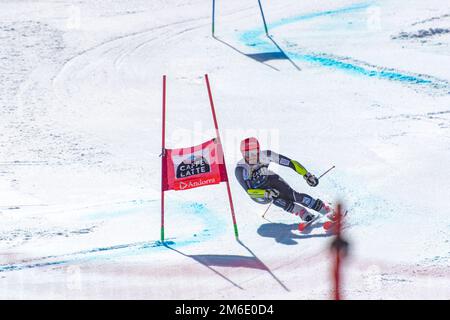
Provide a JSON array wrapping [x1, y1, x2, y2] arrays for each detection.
[[0, 201, 225, 273], [286, 52, 432, 84], [239, 2, 437, 86], [240, 2, 374, 47]]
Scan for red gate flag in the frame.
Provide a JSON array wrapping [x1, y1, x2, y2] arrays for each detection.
[[162, 138, 228, 191], [161, 74, 238, 242]]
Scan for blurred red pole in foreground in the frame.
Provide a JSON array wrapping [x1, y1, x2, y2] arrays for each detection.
[[330, 202, 349, 300]]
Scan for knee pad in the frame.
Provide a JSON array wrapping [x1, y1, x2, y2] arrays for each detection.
[[312, 199, 324, 212], [273, 198, 294, 212]]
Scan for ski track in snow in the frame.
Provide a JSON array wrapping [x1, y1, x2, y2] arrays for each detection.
[[1, 10, 239, 277], [52, 4, 260, 101], [0, 200, 225, 273]]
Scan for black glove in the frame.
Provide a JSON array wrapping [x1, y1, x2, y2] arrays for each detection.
[[264, 188, 280, 200], [304, 172, 319, 187]]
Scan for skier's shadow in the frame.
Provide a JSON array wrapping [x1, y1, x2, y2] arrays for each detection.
[[164, 240, 289, 292], [257, 222, 331, 245]]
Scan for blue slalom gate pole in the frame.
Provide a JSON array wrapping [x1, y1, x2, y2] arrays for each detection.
[[257, 0, 269, 36], [212, 0, 215, 36]]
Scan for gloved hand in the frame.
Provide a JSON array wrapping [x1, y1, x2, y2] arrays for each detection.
[[264, 188, 280, 200], [304, 172, 319, 187]]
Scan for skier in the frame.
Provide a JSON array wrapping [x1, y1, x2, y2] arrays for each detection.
[[235, 137, 335, 223]]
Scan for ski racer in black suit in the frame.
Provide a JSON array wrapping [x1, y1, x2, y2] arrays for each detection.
[[235, 137, 335, 222]]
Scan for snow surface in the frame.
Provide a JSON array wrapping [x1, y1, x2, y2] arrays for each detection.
[[0, 0, 449, 299]]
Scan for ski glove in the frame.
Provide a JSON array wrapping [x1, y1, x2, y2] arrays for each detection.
[[304, 172, 319, 187], [264, 188, 280, 200]]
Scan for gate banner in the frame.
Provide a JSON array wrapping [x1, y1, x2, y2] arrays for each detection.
[[162, 138, 227, 191]]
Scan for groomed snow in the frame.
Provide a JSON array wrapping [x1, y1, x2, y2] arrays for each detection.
[[0, 0, 449, 299]]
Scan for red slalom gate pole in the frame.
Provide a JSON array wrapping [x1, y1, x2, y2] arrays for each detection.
[[204, 74, 239, 239], [161, 75, 167, 242], [331, 202, 349, 300], [334, 204, 342, 300]]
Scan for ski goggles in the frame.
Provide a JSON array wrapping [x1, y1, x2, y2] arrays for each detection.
[[244, 148, 258, 156]]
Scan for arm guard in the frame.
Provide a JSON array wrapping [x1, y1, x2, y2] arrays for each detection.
[[262, 150, 308, 176], [289, 159, 307, 176]]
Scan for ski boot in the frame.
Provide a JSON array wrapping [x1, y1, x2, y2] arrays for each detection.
[[315, 200, 348, 232], [290, 204, 320, 232], [314, 199, 338, 221], [291, 203, 316, 222]]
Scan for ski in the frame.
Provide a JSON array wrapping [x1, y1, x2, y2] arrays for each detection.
[[323, 210, 348, 232], [298, 213, 321, 232]]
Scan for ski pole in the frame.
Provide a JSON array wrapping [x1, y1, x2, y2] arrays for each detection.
[[262, 202, 272, 218], [263, 166, 335, 219], [318, 165, 335, 180]]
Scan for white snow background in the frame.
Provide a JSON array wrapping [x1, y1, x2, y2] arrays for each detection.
[[0, 0, 449, 299]]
